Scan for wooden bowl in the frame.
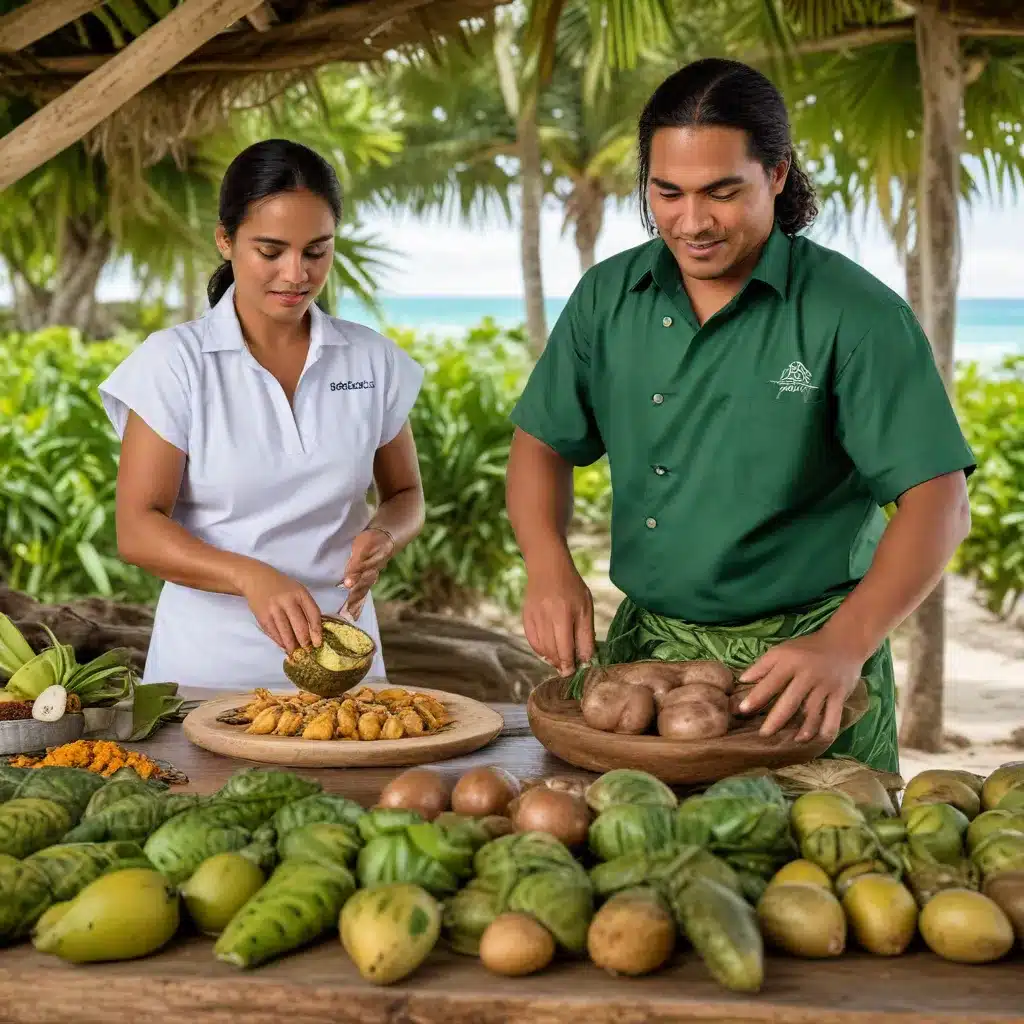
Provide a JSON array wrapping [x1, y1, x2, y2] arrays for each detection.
[[526, 676, 870, 785]]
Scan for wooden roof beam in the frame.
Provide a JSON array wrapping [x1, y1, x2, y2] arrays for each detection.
[[0, 0, 103, 52], [245, 2, 274, 31], [0, 0, 265, 190]]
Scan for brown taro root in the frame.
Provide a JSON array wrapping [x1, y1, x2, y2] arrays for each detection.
[[583, 659, 735, 708], [581, 679, 656, 734], [657, 699, 731, 740], [661, 682, 731, 713]]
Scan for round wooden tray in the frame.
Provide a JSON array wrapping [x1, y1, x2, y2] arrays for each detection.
[[526, 676, 870, 785], [182, 681, 504, 768]]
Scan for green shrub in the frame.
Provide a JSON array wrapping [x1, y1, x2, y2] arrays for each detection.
[[0, 327, 161, 603], [0, 318, 612, 613], [951, 354, 1024, 618]]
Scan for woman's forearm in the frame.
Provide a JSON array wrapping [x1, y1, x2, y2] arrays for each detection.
[[117, 510, 262, 596], [506, 428, 576, 568], [820, 473, 972, 662], [367, 485, 425, 554]]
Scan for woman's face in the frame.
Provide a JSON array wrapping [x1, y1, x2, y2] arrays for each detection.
[[216, 188, 336, 325]]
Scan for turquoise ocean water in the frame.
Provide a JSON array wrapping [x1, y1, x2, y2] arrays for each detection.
[[337, 295, 1024, 366]]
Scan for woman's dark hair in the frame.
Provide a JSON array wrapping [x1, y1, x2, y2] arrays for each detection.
[[637, 58, 818, 237], [207, 138, 343, 307]]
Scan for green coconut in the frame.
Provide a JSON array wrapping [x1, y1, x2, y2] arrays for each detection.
[[282, 618, 376, 698]]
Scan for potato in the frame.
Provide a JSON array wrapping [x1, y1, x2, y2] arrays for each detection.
[[451, 766, 520, 818], [587, 889, 676, 976], [581, 680, 656, 734], [512, 787, 591, 846], [376, 768, 450, 821], [661, 683, 730, 713], [479, 913, 555, 976], [599, 663, 685, 708], [673, 660, 735, 693], [657, 701, 730, 740]]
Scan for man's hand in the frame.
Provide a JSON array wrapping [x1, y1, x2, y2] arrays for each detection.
[[737, 631, 865, 742], [522, 555, 595, 677], [339, 528, 394, 621]]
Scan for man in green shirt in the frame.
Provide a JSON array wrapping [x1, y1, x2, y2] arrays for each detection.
[[505, 57, 975, 772]]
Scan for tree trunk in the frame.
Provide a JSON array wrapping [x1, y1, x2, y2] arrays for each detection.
[[9, 270, 50, 332], [573, 180, 605, 274], [182, 255, 200, 321], [905, 243, 922, 317], [517, 97, 548, 357], [899, 5, 963, 753], [46, 215, 112, 335]]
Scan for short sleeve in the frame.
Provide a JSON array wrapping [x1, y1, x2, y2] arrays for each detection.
[[97, 332, 191, 453], [379, 339, 425, 446], [509, 286, 606, 466], [834, 300, 976, 506]]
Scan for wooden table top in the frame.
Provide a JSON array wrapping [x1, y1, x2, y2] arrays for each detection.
[[1, 689, 1022, 1024]]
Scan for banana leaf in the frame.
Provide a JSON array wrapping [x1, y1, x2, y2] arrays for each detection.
[[589, 804, 678, 861]]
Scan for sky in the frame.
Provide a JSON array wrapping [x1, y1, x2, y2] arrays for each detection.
[[20, 186, 1024, 305], [341, 194, 1024, 299]]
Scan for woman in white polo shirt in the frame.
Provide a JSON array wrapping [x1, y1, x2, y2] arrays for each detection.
[[99, 139, 425, 689]]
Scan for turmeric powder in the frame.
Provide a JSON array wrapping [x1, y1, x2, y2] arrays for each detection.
[[8, 739, 165, 779]]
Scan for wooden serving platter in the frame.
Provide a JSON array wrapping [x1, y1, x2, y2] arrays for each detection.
[[527, 676, 870, 785], [182, 682, 504, 768]]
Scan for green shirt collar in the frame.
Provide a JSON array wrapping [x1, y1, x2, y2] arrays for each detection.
[[629, 222, 792, 300]]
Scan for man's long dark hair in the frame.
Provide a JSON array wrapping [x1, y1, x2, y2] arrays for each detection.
[[637, 58, 818, 237]]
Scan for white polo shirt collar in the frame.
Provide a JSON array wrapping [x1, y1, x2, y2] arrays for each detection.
[[199, 285, 347, 357]]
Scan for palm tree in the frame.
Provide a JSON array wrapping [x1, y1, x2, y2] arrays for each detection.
[[0, 75, 402, 336], [744, 4, 1024, 752]]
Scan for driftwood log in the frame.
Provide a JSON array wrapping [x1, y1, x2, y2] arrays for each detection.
[[0, 587, 550, 703]]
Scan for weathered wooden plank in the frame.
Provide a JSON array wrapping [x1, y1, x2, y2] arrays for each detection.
[[0, 937, 1021, 1024], [0, 0, 265, 190], [0, 0, 103, 52]]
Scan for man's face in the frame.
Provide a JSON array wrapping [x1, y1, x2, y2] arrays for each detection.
[[647, 125, 788, 282]]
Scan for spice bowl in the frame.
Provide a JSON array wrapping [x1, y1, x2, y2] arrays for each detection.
[[0, 714, 85, 757]]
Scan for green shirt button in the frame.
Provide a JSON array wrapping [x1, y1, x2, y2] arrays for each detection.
[[652, 393, 664, 405], [662, 315, 673, 327], [645, 516, 657, 529], [654, 465, 667, 476]]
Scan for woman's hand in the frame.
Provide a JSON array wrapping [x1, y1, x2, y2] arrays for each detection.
[[239, 562, 323, 653], [339, 527, 395, 621]]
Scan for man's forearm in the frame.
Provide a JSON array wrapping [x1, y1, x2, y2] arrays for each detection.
[[821, 473, 971, 663], [506, 428, 576, 566]]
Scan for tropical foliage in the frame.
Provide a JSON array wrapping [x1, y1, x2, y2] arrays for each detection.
[[952, 354, 1024, 619], [0, 322, 611, 611]]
